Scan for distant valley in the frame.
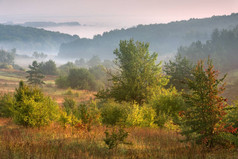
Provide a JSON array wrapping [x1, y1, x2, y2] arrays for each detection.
[[1, 13, 238, 60], [21, 21, 81, 28]]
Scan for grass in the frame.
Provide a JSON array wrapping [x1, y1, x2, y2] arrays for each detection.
[[0, 119, 237, 159]]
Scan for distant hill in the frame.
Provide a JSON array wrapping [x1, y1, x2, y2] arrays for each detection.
[[58, 13, 238, 59], [21, 21, 81, 28], [0, 24, 79, 54], [178, 25, 238, 72]]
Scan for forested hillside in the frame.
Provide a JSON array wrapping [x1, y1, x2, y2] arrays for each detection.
[[178, 25, 238, 72], [0, 24, 79, 53], [58, 13, 238, 59]]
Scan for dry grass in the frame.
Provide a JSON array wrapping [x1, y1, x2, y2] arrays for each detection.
[[0, 119, 237, 159], [0, 69, 238, 158]]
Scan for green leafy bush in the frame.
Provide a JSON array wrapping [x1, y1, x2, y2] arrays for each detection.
[[104, 127, 129, 149], [126, 104, 157, 127], [100, 100, 129, 125], [0, 94, 14, 117], [11, 81, 60, 127], [62, 97, 76, 115], [75, 101, 101, 130], [150, 87, 185, 127], [55, 75, 69, 88], [58, 110, 80, 128]]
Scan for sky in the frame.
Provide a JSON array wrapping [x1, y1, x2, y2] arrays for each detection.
[[0, 0, 237, 26]]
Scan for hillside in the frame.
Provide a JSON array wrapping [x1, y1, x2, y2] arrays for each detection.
[[0, 24, 79, 54], [58, 13, 238, 59], [178, 25, 238, 72]]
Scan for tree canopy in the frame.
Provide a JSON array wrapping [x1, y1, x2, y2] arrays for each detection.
[[26, 61, 45, 87], [97, 39, 168, 105]]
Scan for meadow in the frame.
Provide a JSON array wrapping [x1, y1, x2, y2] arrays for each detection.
[[0, 68, 238, 159]]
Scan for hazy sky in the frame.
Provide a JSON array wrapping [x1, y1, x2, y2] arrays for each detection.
[[0, 0, 237, 26]]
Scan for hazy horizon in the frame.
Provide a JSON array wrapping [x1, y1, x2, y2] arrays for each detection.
[[0, 0, 237, 38]]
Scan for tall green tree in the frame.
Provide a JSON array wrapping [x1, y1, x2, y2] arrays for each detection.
[[181, 58, 227, 148], [163, 53, 194, 91], [26, 61, 45, 87], [97, 39, 167, 105]]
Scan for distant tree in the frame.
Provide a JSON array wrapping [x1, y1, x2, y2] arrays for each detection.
[[58, 62, 78, 75], [97, 39, 168, 105], [55, 75, 68, 88], [87, 55, 101, 67], [67, 68, 96, 90], [163, 53, 194, 91], [75, 58, 86, 68], [181, 58, 228, 148], [26, 61, 45, 87], [0, 49, 15, 65], [32, 52, 47, 59], [102, 59, 114, 69], [39, 60, 58, 75]]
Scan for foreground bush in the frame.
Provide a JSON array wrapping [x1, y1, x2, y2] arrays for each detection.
[[0, 94, 14, 117], [126, 104, 157, 127], [11, 81, 59, 127], [99, 100, 130, 125], [150, 87, 185, 127]]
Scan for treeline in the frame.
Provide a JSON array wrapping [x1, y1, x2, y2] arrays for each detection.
[[58, 13, 238, 59], [0, 24, 79, 53], [178, 25, 238, 72], [24, 56, 113, 91]]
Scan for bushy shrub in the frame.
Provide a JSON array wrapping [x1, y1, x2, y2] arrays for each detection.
[[75, 101, 101, 127], [126, 104, 157, 127], [13, 97, 59, 127], [104, 127, 129, 149], [150, 87, 185, 127], [67, 68, 97, 90], [225, 100, 238, 130], [58, 110, 80, 128], [0, 94, 14, 117], [100, 100, 129, 125], [62, 98, 76, 115], [11, 81, 60, 127], [58, 62, 78, 75], [55, 75, 68, 88]]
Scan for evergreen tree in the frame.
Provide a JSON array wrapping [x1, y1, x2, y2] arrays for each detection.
[[26, 61, 45, 87], [163, 53, 194, 91], [181, 58, 227, 148]]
